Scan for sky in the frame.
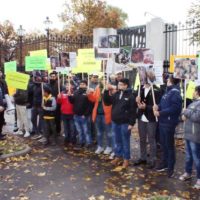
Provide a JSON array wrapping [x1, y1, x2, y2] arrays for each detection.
[[0, 0, 192, 33]]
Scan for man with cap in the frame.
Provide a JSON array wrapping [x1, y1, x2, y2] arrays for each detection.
[[104, 78, 137, 168]]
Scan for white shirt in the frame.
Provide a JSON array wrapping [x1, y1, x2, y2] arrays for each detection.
[[141, 87, 150, 122]]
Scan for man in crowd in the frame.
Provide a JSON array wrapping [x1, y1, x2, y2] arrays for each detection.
[[104, 78, 137, 169], [153, 75, 182, 178]]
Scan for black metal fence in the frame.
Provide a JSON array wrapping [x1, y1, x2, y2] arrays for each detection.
[[164, 20, 200, 70]]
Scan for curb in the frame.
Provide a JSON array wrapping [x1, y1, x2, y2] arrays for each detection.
[[0, 145, 32, 160]]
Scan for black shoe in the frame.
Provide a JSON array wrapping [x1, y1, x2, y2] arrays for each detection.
[[85, 144, 93, 150], [167, 170, 174, 178], [13, 127, 19, 132], [0, 134, 6, 141], [74, 143, 84, 150], [146, 162, 155, 169], [156, 164, 168, 172], [133, 159, 147, 166]]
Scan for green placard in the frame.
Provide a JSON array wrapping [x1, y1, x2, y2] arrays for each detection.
[[25, 56, 47, 71], [4, 61, 17, 74]]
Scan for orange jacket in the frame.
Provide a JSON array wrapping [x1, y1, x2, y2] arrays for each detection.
[[88, 87, 112, 124]]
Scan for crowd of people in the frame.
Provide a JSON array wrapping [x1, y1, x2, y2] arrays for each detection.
[[0, 70, 199, 190]]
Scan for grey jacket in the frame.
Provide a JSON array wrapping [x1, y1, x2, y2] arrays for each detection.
[[183, 99, 200, 144]]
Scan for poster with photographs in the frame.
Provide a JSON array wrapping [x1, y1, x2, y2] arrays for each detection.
[[137, 61, 163, 85], [32, 70, 49, 83], [174, 57, 198, 80], [131, 48, 154, 65], [50, 56, 60, 70], [106, 59, 132, 75], [59, 52, 70, 67], [93, 28, 119, 59]]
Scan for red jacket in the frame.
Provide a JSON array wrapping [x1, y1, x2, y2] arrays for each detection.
[[57, 93, 74, 115]]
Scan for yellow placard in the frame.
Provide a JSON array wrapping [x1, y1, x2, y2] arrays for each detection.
[[72, 49, 101, 73], [29, 49, 47, 57], [186, 81, 196, 100], [6, 72, 30, 90]]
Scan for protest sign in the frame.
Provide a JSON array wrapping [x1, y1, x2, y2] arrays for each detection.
[[93, 28, 119, 59], [30, 49, 48, 57], [4, 61, 17, 74], [131, 48, 154, 65], [72, 49, 101, 73], [25, 56, 47, 71], [174, 56, 198, 80], [6, 72, 30, 90]]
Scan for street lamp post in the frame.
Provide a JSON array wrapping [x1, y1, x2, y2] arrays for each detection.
[[17, 25, 25, 72], [44, 17, 52, 58]]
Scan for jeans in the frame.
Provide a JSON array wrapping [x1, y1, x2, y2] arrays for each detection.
[[185, 140, 200, 179], [62, 114, 76, 143], [112, 122, 131, 160], [74, 115, 92, 145], [138, 120, 157, 162], [159, 124, 176, 171], [95, 115, 112, 148], [31, 106, 43, 134]]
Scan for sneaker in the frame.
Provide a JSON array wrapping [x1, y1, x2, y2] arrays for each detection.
[[133, 159, 147, 166], [193, 179, 200, 190], [32, 134, 42, 140], [24, 131, 30, 138], [15, 130, 23, 135], [103, 147, 112, 155], [95, 146, 104, 154], [109, 152, 115, 160], [167, 170, 175, 178], [38, 137, 47, 143], [13, 127, 19, 132], [179, 173, 192, 181], [156, 164, 168, 172]]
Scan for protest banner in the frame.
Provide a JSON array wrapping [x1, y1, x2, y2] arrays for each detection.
[[25, 56, 47, 71], [6, 72, 30, 90], [4, 61, 17, 74], [30, 49, 48, 57]]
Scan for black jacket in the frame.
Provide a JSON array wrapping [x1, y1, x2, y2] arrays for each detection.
[[48, 80, 59, 98], [28, 83, 42, 107], [14, 89, 28, 105], [68, 88, 92, 116], [103, 89, 137, 126], [137, 85, 161, 122]]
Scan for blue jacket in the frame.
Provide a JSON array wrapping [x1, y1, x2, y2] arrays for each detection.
[[159, 85, 182, 127]]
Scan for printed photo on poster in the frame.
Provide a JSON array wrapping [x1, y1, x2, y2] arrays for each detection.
[[115, 47, 131, 65], [59, 52, 70, 67], [69, 52, 77, 68], [93, 28, 119, 58], [138, 66, 147, 85], [131, 48, 154, 64], [174, 58, 198, 80], [32, 70, 49, 83], [50, 56, 60, 70]]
